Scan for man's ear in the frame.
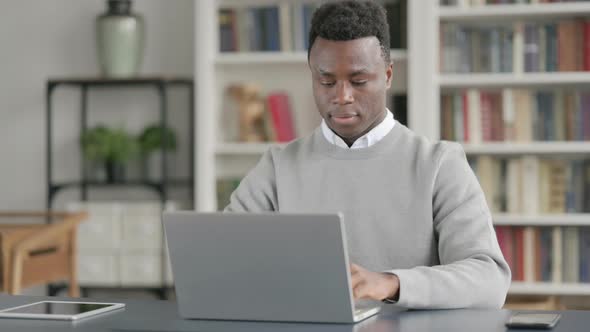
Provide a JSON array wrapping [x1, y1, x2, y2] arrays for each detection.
[[385, 62, 393, 89]]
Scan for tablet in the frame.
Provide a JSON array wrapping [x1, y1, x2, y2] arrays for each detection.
[[0, 301, 125, 320]]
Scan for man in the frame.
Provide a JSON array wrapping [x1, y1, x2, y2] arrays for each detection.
[[225, 1, 510, 309]]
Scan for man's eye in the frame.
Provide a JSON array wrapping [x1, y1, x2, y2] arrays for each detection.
[[321, 81, 335, 86], [352, 81, 367, 86]]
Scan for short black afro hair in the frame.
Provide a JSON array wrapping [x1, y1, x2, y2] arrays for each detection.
[[308, 0, 390, 63]]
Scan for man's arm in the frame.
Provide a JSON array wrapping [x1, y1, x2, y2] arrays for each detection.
[[223, 148, 279, 212], [386, 143, 511, 309]]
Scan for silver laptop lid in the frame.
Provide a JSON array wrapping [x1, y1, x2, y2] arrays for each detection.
[[163, 211, 357, 323]]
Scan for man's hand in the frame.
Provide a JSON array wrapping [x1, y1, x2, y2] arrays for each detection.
[[350, 263, 400, 301]]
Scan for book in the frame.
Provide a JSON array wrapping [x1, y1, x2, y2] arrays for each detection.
[[267, 93, 296, 142], [502, 89, 515, 141], [506, 158, 522, 214], [467, 89, 482, 143], [523, 226, 537, 282], [524, 23, 539, 72], [513, 22, 525, 74], [279, 3, 292, 52], [551, 226, 563, 283], [521, 156, 540, 215], [563, 227, 580, 283], [219, 9, 237, 52]]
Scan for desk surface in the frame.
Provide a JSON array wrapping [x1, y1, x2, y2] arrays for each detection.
[[0, 295, 587, 332]]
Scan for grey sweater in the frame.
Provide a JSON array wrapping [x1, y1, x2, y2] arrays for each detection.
[[225, 122, 511, 309]]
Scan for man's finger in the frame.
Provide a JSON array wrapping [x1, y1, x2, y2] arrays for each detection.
[[350, 273, 362, 290], [353, 281, 368, 300]]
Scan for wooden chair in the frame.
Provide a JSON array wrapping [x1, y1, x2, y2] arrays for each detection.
[[0, 211, 87, 296]]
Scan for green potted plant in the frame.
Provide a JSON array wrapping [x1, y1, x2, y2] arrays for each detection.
[[81, 125, 139, 183], [138, 124, 177, 181]]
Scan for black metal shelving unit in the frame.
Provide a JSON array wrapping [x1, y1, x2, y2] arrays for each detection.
[[46, 76, 194, 299]]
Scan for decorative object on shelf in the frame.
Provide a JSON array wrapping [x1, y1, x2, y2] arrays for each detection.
[[80, 125, 139, 183], [138, 124, 178, 181], [227, 84, 269, 142], [96, 0, 145, 77]]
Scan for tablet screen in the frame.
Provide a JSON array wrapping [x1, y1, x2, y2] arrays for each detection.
[[2, 301, 115, 315]]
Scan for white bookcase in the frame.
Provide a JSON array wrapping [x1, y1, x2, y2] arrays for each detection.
[[414, 1, 590, 298], [194, 0, 408, 211]]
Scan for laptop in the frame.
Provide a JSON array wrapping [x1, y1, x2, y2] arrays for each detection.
[[163, 211, 381, 323]]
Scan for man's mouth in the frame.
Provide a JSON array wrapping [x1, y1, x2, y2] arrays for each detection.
[[330, 113, 359, 125]]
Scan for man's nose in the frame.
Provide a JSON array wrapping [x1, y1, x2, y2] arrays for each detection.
[[333, 81, 354, 105]]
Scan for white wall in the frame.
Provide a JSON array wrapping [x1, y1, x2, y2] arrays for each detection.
[[0, 0, 194, 210]]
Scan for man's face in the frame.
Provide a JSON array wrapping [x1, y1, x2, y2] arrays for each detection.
[[309, 36, 393, 145]]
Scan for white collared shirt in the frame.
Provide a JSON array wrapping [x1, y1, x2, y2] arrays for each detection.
[[321, 109, 395, 149]]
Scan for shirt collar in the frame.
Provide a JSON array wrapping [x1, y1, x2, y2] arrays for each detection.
[[321, 109, 395, 149]]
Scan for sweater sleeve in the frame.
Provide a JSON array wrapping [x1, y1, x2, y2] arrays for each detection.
[[223, 148, 279, 212], [387, 142, 511, 309]]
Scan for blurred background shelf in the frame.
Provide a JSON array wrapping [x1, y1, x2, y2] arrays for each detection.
[[439, 2, 590, 22], [440, 73, 590, 89], [215, 142, 285, 155], [461, 142, 590, 155], [493, 214, 590, 227], [215, 49, 407, 65], [510, 282, 590, 296]]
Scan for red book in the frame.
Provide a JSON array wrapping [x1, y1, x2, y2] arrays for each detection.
[[513, 227, 525, 281], [585, 20, 590, 71], [490, 93, 504, 141], [267, 93, 296, 142], [496, 226, 514, 275], [462, 92, 470, 143], [480, 92, 493, 142]]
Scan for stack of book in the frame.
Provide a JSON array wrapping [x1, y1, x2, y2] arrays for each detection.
[[495, 225, 590, 283], [218, 1, 407, 53], [470, 156, 590, 213], [440, 19, 590, 73], [441, 89, 590, 143], [441, 0, 586, 7]]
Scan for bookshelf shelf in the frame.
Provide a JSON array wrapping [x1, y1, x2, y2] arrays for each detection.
[[509, 282, 590, 296], [461, 142, 590, 155], [215, 142, 285, 155], [439, 2, 590, 22], [439, 73, 590, 89], [494, 214, 590, 227], [215, 49, 407, 65]]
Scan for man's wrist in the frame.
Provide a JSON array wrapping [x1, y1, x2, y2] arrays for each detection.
[[381, 273, 400, 303]]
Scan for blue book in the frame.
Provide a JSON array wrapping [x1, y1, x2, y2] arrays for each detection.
[[456, 26, 471, 73], [579, 228, 590, 282], [263, 7, 280, 51], [219, 9, 236, 52], [545, 24, 558, 72], [545, 92, 555, 141], [540, 228, 553, 282], [249, 8, 263, 51], [535, 92, 546, 140], [500, 27, 513, 73], [302, 4, 314, 50], [573, 161, 585, 213], [489, 28, 501, 73]]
